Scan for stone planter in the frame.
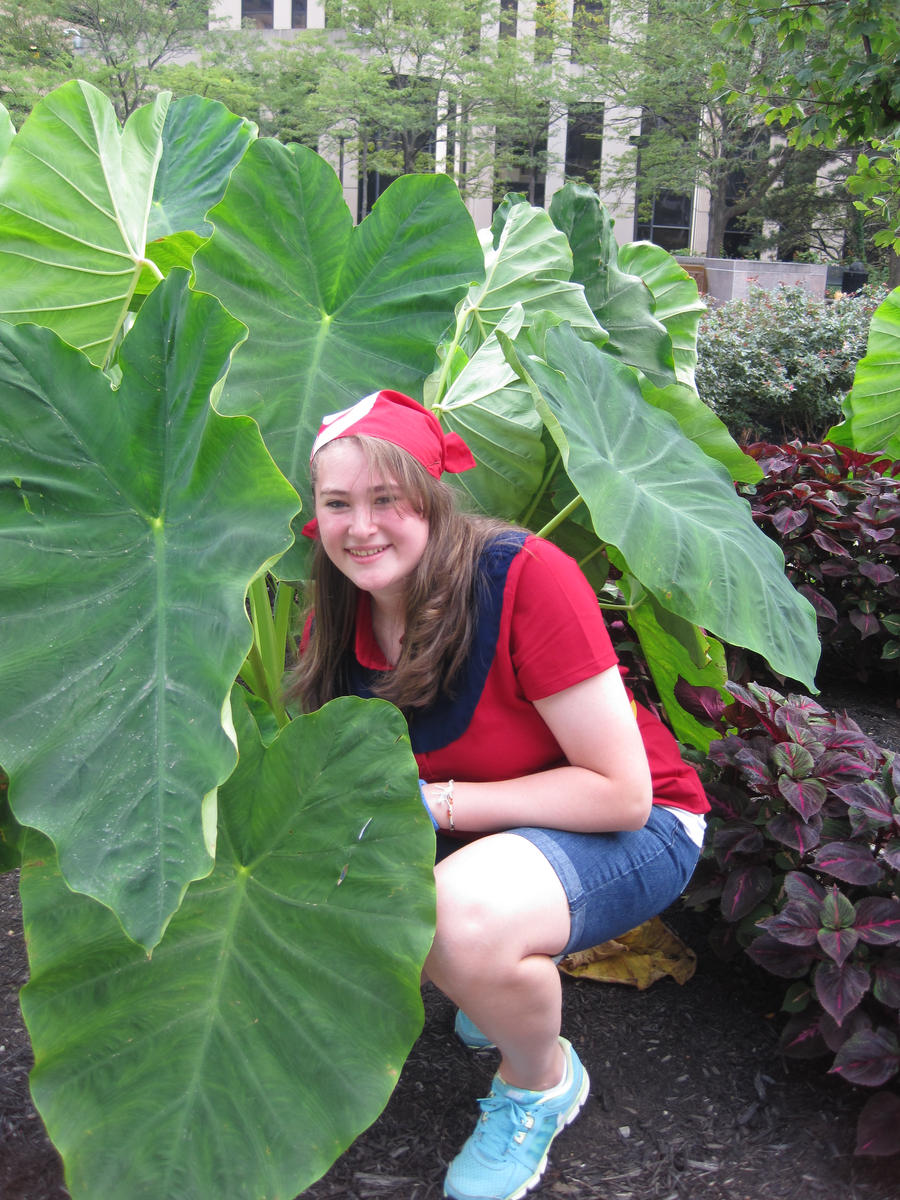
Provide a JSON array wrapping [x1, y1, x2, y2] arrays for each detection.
[[675, 257, 828, 303]]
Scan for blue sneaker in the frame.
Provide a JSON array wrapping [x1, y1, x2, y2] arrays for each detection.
[[455, 1009, 497, 1051], [444, 1037, 589, 1200]]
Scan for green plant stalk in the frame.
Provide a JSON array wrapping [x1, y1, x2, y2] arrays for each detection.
[[246, 574, 290, 727], [519, 449, 560, 529], [534, 494, 584, 539], [430, 298, 476, 406]]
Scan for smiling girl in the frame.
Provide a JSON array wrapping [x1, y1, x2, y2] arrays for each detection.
[[288, 390, 708, 1200]]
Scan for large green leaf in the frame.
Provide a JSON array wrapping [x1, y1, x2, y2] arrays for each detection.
[[618, 240, 707, 391], [548, 183, 674, 389], [141, 95, 257, 285], [639, 379, 763, 485], [620, 575, 729, 751], [193, 143, 484, 575], [150, 95, 257, 241], [0, 271, 300, 949], [501, 323, 821, 689], [0, 81, 170, 366], [460, 198, 604, 356], [21, 693, 436, 1200], [0, 103, 14, 159], [0, 83, 259, 362], [435, 307, 546, 521], [827, 285, 900, 459]]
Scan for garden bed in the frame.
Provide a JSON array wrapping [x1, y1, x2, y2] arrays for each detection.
[[1, 681, 897, 1200]]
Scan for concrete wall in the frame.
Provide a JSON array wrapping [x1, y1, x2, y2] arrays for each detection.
[[677, 257, 828, 303]]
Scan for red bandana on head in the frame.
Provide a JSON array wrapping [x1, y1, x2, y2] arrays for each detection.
[[302, 390, 476, 539]]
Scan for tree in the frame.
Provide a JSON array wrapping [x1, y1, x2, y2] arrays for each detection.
[[49, 0, 212, 118], [0, 1, 76, 125], [717, 0, 900, 276], [576, 0, 808, 257]]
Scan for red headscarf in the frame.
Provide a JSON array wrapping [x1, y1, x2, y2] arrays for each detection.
[[303, 390, 476, 538]]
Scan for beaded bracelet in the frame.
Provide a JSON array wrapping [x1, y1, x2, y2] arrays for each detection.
[[435, 779, 455, 831]]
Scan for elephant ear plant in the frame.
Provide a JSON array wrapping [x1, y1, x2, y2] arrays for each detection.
[[0, 81, 821, 1199]]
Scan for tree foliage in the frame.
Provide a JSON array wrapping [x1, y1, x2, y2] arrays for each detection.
[[716, 0, 900, 260]]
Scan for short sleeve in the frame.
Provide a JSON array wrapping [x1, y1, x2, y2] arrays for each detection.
[[510, 537, 618, 700]]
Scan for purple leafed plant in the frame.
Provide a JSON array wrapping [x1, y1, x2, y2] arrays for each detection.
[[739, 440, 900, 686], [686, 680, 900, 1156]]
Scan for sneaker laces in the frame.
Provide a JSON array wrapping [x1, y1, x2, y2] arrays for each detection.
[[472, 1090, 537, 1157]]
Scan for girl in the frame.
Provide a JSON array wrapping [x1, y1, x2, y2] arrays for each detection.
[[288, 389, 708, 1200]]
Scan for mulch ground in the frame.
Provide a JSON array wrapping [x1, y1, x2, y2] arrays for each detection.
[[2, 681, 898, 1200]]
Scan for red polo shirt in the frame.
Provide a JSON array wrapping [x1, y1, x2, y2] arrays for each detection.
[[351, 536, 708, 815]]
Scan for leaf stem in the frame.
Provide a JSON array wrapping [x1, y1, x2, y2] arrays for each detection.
[[534, 494, 584, 539]]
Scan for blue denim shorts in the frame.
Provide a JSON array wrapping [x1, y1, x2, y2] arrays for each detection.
[[437, 805, 701, 956]]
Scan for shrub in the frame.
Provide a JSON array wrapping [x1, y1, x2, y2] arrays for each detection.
[[685, 681, 900, 1157], [696, 284, 889, 442], [739, 440, 900, 686]]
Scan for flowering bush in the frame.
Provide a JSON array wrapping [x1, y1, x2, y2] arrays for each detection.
[[685, 681, 900, 1157], [739, 441, 900, 686], [695, 284, 889, 442]]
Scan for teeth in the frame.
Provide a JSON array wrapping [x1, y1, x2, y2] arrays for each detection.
[[348, 547, 385, 558]]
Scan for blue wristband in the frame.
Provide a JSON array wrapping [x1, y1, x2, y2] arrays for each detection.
[[419, 779, 439, 831]]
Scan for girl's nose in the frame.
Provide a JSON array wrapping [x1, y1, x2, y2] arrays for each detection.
[[348, 504, 377, 537]]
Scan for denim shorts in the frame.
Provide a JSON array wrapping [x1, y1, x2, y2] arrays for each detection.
[[436, 805, 702, 956]]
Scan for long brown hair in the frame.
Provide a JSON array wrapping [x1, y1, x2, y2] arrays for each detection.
[[285, 435, 516, 713]]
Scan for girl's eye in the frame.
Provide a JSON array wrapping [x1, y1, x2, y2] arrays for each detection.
[[324, 499, 348, 510], [375, 494, 398, 505]]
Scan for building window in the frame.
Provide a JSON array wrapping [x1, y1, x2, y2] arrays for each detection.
[[242, 0, 272, 28], [292, 0, 307, 27], [499, 0, 517, 40], [572, 0, 606, 62], [635, 189, 692, 252], [565, 103, 603, 183]]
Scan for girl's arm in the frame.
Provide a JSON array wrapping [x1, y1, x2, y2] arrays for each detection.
[[422, 665, 653, 834]]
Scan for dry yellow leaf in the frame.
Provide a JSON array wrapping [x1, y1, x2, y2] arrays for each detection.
[[557, 916, 697, 989]]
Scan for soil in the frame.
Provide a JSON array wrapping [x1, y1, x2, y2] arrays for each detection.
[[1, 681, 898, 1200]]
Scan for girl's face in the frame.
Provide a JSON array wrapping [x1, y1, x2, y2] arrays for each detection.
[[313, 439, 430, 609]]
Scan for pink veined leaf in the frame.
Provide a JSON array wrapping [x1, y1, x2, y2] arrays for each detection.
[[872, 956, 900, 1008], [867, 525, 897, 543], [673, 678, 728, 723], [836, 781, 895, 829], [858, 560, 898, 585], [819, 884, 856, 931], [772, 505, 808, 535], [820, 752, 881, 782], [881, 839, 900, 871], [713, 822, 764, 865], [783, 870, 826, 904], [814, 959, 870, 1025], [849, 607, 882, 638], [734, 747, 775, 789], [817, 926, 860, 966], [854, 897, 900, 946], [757, 899, 820, 946], [811, 528, 852, 557], [808, 496, 842, 516], [772, 740, 815, 778], [820, 559, 852, 577], [796, 584, 838, 622], [721, 864, 772, 921], [855, 1091, 900, 1157], [766, 810, 822, 852], [746, 932, 816, 980], [779, 1012, 828, 1059], [777, 774, 828, 820], [830, 1028, 900, 1087], [812, 841, 883, 886]]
